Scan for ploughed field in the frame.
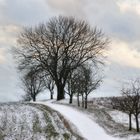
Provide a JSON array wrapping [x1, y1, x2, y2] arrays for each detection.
[[0, 102, 82, 140]]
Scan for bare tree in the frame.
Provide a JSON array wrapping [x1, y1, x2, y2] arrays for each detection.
[[122, 80, 140, 132], [66, 64, 102, 108], [65, 72, 76, 104], [21, 68, 46, 102], [111, 79, 140, 132], [14, 16, 108, 100], [22, 93, 32, 101], [81, 66, 102, 109], [66, 66, 86, 106], [44, 76, 55, 99], [111, 96, 133, 131], [66, 68, 82, 104], [75, 69, 86, 108]]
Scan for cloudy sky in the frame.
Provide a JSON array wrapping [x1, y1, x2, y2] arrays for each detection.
[[0, 0, 140, 102]]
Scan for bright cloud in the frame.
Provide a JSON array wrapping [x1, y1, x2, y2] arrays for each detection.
[[109, 40, 140, 68], [117, 0, 140, 15], [0, 48, 6, 63], [0, 24, 21, 46]]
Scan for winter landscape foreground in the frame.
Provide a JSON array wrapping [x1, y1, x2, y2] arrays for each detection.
[[0, 99, 140, 140]]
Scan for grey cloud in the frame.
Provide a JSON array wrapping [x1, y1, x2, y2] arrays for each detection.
[[83, 0, 140, 43], [0, 0, 49, 26], [46, 0, 87, 19], [45, 0, 140, 43]]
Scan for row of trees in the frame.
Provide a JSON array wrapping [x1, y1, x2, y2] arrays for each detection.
[[13, 15, 140, 132], [21, 68, 55, 101], [21, 63, 102, 109], [111, 79, 140, 132], [14, 16, 108, 108], [65, 65, 102, 108]]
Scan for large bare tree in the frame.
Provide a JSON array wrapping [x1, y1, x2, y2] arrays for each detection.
[[15, 16, 108, 100]]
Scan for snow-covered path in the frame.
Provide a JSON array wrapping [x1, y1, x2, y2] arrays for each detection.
[[37, 100, 122, 140]]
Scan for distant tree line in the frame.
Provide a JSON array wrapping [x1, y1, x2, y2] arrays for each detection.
[[13, 16, 108, 109]]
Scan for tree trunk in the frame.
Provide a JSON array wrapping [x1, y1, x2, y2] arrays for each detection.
[[135, 115, 139, 132], [69, 94, 73, 104], [56, 83, 65, 100], [85, 95, 88, 109], [32, 95, 36, 102], [50, 91, 53, 99], [82, 94, 84, 108], [77, 93, 80, 107], [129, 113, 132, 131]]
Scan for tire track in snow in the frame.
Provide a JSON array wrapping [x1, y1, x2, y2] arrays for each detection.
[[38, 100, 123, 140]]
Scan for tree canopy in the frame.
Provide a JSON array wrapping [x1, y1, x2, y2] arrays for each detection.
[[14, 16, 108, 100]]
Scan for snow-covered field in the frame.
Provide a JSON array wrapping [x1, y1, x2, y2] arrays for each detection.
[[1, 98, 140, 140], [108, 110, 137, 129], [0, 102, 81, 140]]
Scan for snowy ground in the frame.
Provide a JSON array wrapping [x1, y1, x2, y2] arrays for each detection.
[[2, 98, 139, 140], [108, 110, 137, 129], [36, 98, 140, 140], [37, 100, 123, 140], [53, 99, 140, 140], [0, 102, 81, 140]]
